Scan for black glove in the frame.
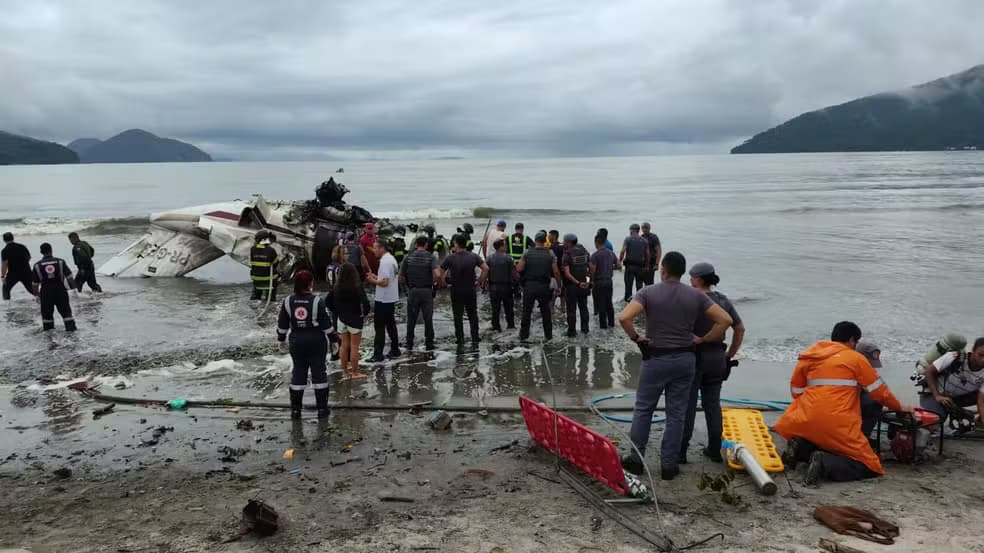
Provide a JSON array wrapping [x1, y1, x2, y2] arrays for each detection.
[[634, 336, 652, 360]]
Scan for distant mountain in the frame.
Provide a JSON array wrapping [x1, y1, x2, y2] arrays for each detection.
[[67, 138, 103, 157], [732, 64, 984, 154], [0, 131, 79, 165], [75, 129, 212, 163]]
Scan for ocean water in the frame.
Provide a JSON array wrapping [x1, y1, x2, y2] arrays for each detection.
[[1, 153, 983, 403]]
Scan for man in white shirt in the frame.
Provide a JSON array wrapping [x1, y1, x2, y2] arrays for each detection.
[[481, 219, 508, 260], [366, 239, 401, 363], [920, 337, 984, 424]]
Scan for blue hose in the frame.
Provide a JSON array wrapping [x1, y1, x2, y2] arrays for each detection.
[[588, 393, 790, 424]]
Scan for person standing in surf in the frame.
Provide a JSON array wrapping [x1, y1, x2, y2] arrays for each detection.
[[68, 232, 102, 293]]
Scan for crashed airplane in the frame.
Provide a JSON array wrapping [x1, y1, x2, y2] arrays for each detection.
[[98, 177, 383, 280]]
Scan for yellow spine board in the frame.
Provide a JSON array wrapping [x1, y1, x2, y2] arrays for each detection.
[[721, 408, 785, 473]]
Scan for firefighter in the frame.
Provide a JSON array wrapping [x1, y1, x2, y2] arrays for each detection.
[[250, 230, 280, 301], [456, 222, 476, 252], [32, 242, 76, 331], [277, 270, 337, 420]]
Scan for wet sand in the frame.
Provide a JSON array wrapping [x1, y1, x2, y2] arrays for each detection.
[[3, 378, 984, 553]]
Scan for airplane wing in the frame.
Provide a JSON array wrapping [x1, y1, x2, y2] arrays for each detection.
[[97, 225, 225, 277]]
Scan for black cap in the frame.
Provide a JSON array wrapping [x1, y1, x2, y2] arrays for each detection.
[[534, 231, 547, 243]]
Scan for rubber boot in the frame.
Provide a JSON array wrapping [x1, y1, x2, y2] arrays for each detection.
[[315, 388, 330, 419], [289, 390, 304, 420]]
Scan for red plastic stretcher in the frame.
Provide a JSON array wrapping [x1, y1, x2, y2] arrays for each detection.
[[519, 396, 629, 496]]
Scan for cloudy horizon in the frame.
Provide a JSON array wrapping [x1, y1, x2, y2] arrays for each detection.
[[2, 1, 982, 160]]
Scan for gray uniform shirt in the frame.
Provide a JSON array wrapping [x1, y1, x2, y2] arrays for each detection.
[[590, 248, 617, 283], [487, 252, 515, 285], [694, 291, 741, 344], [632, 280, 714, 349], [400, 249, 436, 289], [622, 235, 648, 265]]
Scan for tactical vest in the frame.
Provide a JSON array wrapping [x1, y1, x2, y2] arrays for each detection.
[[522, 247, 554, 286], [566, 245, 590, 284], [250, 244, 279, 283]]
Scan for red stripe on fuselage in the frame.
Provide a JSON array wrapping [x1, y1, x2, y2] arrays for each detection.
[[204, 211, 241, 222]]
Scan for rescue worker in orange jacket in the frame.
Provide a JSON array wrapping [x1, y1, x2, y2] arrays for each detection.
[[775, 321, 913, 486]]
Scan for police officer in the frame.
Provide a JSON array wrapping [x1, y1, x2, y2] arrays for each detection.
[[561, 233, 591, 336], [517, 231, 561, 341], [485, 238, 517, 331], [456, 222, 476, 252], [619, 223, 650, 303], [2, 232, 35, 300], [68, 232, 102, 293], [439, 234, 488, 352], [589, 234, 619, 329], [400, 236, 439, 351], [640, 222, 662, 286], [277, 270, 337, 420], [32, 243, 76, 331], [250, 230, 280, 301]]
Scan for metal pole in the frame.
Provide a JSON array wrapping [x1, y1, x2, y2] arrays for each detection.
[[731, 443, 777, 496]]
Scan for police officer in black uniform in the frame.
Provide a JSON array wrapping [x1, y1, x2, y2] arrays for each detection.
[[250, 230, 280, 301], [32, 242, 76, 331], [439, 234, 489, 352], [400, 236, 439, 351], [485, 238, 517, 331], [517, 231, 561, 341], [277, 270, 337, 420], [560, 233, 591, 336]]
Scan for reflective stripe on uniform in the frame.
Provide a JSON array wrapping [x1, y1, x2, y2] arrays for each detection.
[[791, 386, 805, 394], [289, 383, 307, 391], [277, 328, 288, 335], [63, 317, 74, 322], [311, 297, 321, 328], [311, 382, 329, 390], [42, 319, 54, 324], [865, 377, 886, 392], [250, 261, 273, 267], [806, 378, 858, 387], [251, 275, 276, 282]]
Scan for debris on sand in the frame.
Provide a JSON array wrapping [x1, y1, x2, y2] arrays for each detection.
[[92, 403, 115, 419], [241, 499, 279, 536], [218, 446, 249, 463], [52, 467, 72, 479], [426, 411, 453, 431], [236, 419, 255, 431], [377, 490, 416, 503]]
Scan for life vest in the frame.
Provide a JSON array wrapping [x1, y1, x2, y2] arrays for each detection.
[[250, 243, 279, 283], [774, 341, 902, 475]]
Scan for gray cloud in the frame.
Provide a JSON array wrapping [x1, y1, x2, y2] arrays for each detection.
[[2, 0, 982, 159]]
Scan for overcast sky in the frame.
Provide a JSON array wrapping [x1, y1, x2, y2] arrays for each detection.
[[2, 1, 982, 160]]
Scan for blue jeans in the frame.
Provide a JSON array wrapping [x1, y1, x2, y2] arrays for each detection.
[[629, 352, 695, 468]]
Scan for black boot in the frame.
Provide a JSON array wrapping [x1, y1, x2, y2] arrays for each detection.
[[289, 390, 304, 420], [315, 388, 330, 420]]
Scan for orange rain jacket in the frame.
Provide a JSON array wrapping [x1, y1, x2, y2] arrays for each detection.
[[774, 341, 901, 474]]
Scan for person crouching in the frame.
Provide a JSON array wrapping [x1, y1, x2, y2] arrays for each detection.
[[277, 270, 338, 419]]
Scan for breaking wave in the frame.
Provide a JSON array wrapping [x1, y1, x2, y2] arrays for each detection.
[[776, 202, 984, 215], [376, 206, 618, 220], [0, 216, 148, 237]]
